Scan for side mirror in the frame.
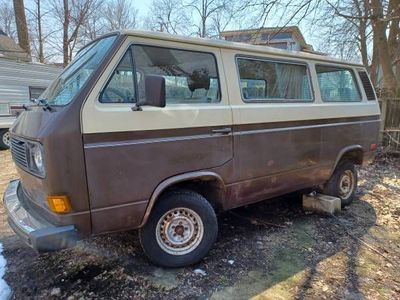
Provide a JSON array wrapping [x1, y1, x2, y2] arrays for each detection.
[[133, 75, 166, 111]]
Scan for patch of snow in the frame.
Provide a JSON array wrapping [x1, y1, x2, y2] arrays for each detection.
[[0, 243, 11, 300], [193, 268, 207, 276], [50, 287, 61, 296]]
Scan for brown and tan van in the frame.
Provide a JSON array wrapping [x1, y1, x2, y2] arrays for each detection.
[[3, 30, 380, 267]]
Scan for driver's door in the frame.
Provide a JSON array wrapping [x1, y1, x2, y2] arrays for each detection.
[[82, 39, 233, 234]]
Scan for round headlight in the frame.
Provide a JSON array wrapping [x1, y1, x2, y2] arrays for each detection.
[[32, 145, 44, 171]]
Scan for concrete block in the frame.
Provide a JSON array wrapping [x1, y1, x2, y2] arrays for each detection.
[[302, 193, 341, 215]]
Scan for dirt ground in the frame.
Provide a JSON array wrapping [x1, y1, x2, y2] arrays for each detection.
[[0, 150, 399, 300]]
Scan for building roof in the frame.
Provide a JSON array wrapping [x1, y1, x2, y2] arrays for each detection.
[[115, 30, 363, 67], [0, 30, 30, 62], [220, 26, 313, 51]]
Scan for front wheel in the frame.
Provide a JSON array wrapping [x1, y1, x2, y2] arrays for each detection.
[[0, 129, 10, 150], [139, 190, 218, 267], [322, 160, 358, 207]]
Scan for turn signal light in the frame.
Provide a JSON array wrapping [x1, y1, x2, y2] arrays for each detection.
[[47, 195, 71, 214]]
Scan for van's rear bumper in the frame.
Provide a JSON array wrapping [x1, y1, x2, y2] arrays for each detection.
[[3, 180, 80, 251]]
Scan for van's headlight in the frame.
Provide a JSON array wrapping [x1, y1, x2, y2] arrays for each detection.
[[27, 142, 45, 177]]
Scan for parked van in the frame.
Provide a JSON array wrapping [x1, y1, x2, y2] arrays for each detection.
[[4, 31, 380, 267], [0, 58, 61, 149]]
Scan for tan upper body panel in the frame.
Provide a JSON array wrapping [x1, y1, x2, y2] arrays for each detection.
[[81, 32, 380, 134], [81, 35, 233, 134]]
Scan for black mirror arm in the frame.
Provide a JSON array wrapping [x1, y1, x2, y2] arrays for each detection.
[[131, 103, 143, 111]]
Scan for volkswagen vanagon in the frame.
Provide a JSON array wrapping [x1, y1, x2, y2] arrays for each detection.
[[3, 30, 380, 267]]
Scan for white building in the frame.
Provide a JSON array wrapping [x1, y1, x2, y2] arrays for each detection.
[[220, 26, 314, 52]]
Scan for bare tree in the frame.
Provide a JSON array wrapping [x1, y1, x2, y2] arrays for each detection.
[[82, 11, 106, 40], [0, 0, 16, 40], [370, 0, 397, 96], [26, 0, 49, 62], [314, 0, 371, 66], [13, 0, 31, 57], [104, 0, 138, 31], [306, 0, 399, 95], [49, 0, 99, 65], [185, 0, 229, 37], [145, 0, 190, 34], [209, 1, 246, 38]]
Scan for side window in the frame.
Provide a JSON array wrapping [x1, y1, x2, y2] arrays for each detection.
[[316, 65, 361, 102], [240, 79, 267, 99], [132, 45, 220, 104], [237, 58, 312, 101], [100, 49, 135, 103]]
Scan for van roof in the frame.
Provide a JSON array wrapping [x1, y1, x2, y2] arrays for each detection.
[[118, 29, 364, 68]]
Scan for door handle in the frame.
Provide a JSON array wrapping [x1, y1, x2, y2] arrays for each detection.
[[212, 128, 232, 134]]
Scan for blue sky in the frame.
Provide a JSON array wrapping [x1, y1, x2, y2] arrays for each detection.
[[133, 0, 152, 13]]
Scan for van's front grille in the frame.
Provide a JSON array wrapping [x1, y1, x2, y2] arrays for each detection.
[[10, 137, 29, 169]]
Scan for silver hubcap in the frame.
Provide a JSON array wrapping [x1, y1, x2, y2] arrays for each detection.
[[2, 131, 10, 146], [339, 170, 355, 200], [156, 207, 204, 255]]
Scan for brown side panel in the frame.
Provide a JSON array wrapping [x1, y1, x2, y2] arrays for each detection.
[[227, 121, 321, 207], [320, 118, 380, 172], [84, 127, 233, 234], [223, 116, 380, 209]]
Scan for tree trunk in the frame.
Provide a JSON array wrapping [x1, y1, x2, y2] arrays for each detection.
[[387, 0, 400, 96], [371, 0, 397, 96], [37, 0, 44, 63], [359, 21, 368, 68], [13, 0, 31, 58], [355, 0, 368, 68], [63, 0, 69, 66], [370, 35, 380, 88]]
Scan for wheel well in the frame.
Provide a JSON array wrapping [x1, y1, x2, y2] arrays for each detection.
[[340, 148, 364, 166], [160, 177, 225, 212]]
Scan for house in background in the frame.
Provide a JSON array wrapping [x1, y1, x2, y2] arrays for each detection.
[[220, 26, 315, 52], [0, 29, 30, 62], [0, 29, 61, 149]]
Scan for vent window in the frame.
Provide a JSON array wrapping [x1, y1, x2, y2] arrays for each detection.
[[358, 71, 376, 100]]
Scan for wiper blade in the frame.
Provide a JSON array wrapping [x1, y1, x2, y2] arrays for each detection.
[[22, 104, 31, 111], [37, 98, 54, 112]]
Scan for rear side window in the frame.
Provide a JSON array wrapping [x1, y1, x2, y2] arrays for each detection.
[[132, 45, 220, 104], [316, 65, 361, 102], [358, 71, 376, 100], [237, 57, 312, 102]]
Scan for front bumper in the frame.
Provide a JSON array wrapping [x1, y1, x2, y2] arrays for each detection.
[[3, 180, 80, 251]]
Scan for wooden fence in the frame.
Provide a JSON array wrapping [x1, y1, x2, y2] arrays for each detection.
[[378, 98, 400, 153]]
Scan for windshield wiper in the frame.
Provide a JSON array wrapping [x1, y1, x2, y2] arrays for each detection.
[[37, 98, 54, 112], [22, 104, 31, 111]]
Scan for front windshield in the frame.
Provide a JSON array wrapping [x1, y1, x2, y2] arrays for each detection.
[[41, 35, 117, 106]]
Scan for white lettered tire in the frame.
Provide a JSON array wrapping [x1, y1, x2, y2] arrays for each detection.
[[139, 190, 218, 267]]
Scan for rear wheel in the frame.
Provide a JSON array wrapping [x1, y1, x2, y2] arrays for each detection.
[[322, 160, 358, 207], [139, 190, 218, 267], [0, 129, 10, 150]]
